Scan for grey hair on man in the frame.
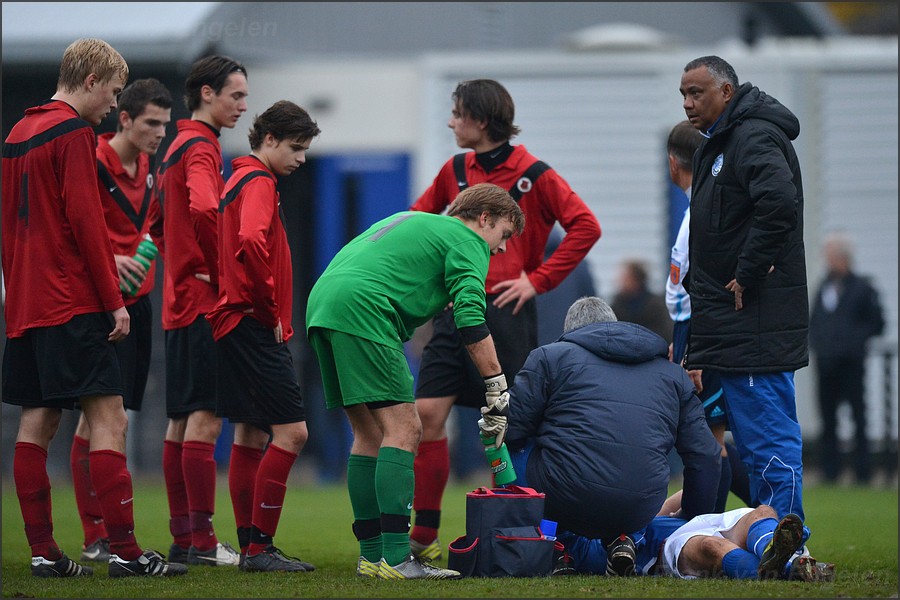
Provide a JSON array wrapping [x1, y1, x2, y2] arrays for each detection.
[[563, 296, 617, 333]]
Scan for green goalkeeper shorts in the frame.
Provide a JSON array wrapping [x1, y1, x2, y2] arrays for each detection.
[[308, 327, 414, 409]]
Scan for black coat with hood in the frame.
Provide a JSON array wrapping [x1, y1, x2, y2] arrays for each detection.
[[505, 321, 720, 541], [687, 82, 809, 373]]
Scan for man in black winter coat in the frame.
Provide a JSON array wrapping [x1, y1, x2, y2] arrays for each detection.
[[679, 55, 809, 523], [491, 296, 720, 575], [809, 231, 884, 484]]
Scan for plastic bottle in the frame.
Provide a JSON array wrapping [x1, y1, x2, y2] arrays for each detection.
[[120, 234, 158, 296], [481, 433, 518, 486]]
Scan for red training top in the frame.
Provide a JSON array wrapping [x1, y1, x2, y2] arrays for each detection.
[[157, 119, 223, 330], [2, 100, 123, 337], [96, 132, 163, 305], [207, 155, 294, 342], [411, 145, 601, 295]]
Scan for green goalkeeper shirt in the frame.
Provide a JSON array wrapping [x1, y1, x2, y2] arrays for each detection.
[[306, 211, 490, 351]]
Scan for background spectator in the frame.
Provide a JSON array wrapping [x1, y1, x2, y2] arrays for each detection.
[[809, 231, 885, 484], [611, 258, 673, 344]]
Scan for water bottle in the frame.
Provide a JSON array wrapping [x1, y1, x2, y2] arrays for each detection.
[[120, 234, 158, 296], [481, 433, 518, 486]]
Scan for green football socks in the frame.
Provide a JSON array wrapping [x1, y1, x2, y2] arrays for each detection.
[[347, 454, 382, 563], [375, 446, 415, 566]]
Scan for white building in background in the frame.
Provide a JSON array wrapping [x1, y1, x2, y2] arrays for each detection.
[[237, 36, 898, 447], [2, 3, 896, 472]]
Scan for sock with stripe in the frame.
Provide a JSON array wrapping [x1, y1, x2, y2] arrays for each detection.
[[347, 454, 382, 563], [411, 438, 449, 546], [229, 443, 263, 554], [375, 446, 415, 567], [747, 517, 779, 559]]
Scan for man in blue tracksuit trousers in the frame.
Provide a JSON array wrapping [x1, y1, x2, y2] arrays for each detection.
[[679, 55, 810, 523]]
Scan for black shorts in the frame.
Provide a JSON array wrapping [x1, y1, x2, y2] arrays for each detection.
[[414, 296, 537, 408], [699, 369, 728, 427], [115, 296, 153, 411], [3, 312, 123, 409], [216, 316, 305, 427], [672, 320, 728, 427], [165, 315, 217, 418]]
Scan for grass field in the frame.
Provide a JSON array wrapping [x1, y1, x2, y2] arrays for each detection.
[[2, 476, 897, 598]]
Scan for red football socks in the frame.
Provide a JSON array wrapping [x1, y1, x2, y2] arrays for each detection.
[[70, 435, 108, 545], [90, 449, 141, 560], [182, 441, 219, 552], [14, 442, 60, 560], [163, 440, 191, 550], [229, 443, 263, 552], [248, 444, 297, 553], [411, 438, 449, 544]]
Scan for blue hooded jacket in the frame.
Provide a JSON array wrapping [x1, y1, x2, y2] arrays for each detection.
[[505, 320, 720, 540]]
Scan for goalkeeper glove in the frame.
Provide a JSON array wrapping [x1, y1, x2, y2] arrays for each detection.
[[478, 407, 507, 449], [484, 373, 510, 416]]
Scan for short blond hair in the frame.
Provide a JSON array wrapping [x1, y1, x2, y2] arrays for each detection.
[[57, 38, 129, 93]]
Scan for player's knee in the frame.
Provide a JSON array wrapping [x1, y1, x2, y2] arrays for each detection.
[[418, 408, 448, 439], [277, 421, 309, 454], [752, 505, 778, 520], [188, 410, 223, 442]]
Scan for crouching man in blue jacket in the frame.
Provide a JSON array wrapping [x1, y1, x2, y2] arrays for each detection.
[[479, 296, 720, 575]]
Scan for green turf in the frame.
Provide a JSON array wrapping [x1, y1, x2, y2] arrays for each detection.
[[2, 477, 897, 598]]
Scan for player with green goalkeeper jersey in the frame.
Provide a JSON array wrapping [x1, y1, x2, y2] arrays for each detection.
[[306, 182, 524, 579], [309, 215, 489, 348]]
